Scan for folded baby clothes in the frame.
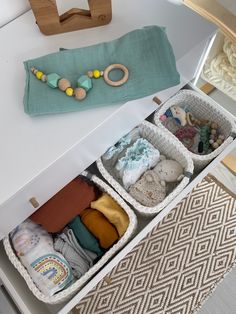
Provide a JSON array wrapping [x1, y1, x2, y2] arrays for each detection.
[[91, 193, 129, 237], [80, 209, 119, 249], [115, 138, 160, 189], [129, 170, 166, 207], [65, 228, 97, 261], [10, 219, 73, 296], [54, 228, 97, 278], [30, 176, 98, 233], [68, 216, 103, 256], [102, 128, 140, 167], [24, 26, 180, 116]]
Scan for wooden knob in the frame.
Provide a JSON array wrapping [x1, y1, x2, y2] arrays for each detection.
[[153, 96, 162, 105], [29, 197, 39, 208]]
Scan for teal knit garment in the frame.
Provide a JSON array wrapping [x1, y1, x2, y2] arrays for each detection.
[[68, 216, 104, 256], [23, 26, 180, 116]]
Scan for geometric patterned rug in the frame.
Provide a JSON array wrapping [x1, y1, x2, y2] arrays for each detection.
[[73, 175, 236, 314]]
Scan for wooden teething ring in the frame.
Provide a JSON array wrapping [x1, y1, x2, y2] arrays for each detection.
[[103, 63, 129, 87], [186, 112, 195, 126]]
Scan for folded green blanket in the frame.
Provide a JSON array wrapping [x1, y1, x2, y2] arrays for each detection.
[[68, 216, 104, 256], [24, 26, 180, 116]]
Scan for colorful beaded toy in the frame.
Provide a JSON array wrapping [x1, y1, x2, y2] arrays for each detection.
[[175, 126, 197, 149], [199, 125, 210, 153], [161, 105, 225, 154], [30, 63, 129, 101]]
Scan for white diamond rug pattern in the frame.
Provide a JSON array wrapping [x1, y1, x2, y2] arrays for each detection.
[[74, 176, 236, 314]]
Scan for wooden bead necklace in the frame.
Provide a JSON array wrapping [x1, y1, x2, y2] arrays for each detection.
[[30, 63, 129, 101]]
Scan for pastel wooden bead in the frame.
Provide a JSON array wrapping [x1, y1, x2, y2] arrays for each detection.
[[41, 74, 47, 82], [87, 71, 93, 78], [36, 71, 44, 80], [217, 138, 223, 145], [219, 134, 225, 140], [212, 142, 219, 149], [211, 129, 217, 135], [74, 88, 86, 100], [65, 87, 74, 96], [93, 70, 101, 78], [211, 122, 218, 129], [47, 73, 61, 88], [77, 75, 92, 91], [58, 78, 71, 91]]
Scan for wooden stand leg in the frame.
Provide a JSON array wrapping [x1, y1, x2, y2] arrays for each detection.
[[221, 154, 236, 176], [29, 0, 112, 35], [200, 82, 215, 95]]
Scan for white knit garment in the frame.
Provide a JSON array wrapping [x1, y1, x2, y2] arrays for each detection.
[[202, 37, 236, 100]]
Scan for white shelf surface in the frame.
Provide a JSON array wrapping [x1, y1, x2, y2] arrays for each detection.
[[0, 0, 215, 212]]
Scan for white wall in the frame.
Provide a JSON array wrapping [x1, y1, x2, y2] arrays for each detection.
[[0, 0, 29, 27]]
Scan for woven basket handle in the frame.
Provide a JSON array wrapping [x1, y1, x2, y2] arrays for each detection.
[[184, 171, 193, 178]]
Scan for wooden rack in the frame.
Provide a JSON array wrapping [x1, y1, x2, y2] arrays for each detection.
[[184, 0, 236, 43], [29, 0, 112, 35]]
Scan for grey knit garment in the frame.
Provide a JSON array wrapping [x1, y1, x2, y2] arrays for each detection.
[[54, 228, 97, 278], [129, 170, 166, 207]]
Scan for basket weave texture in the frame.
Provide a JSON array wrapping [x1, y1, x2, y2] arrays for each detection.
[[97, 121, 194, 216], [3, 172, 137, 304], [154, 89, 236, 170]]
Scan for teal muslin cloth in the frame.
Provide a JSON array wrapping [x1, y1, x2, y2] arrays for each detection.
[[68, 216, 104, 256], [24, 26, 180, 116]]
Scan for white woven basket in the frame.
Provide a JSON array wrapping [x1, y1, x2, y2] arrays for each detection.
[[97, 121, 194, 216], [3, 172, 137, 304], [153, 89, 236, 171]]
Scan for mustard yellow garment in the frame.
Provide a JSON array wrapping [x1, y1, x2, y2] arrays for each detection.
[[90, 193, 129, 237], [80, 208, 119, 249]]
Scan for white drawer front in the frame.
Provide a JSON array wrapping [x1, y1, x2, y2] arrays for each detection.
[[0, 92, 164, 239]]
